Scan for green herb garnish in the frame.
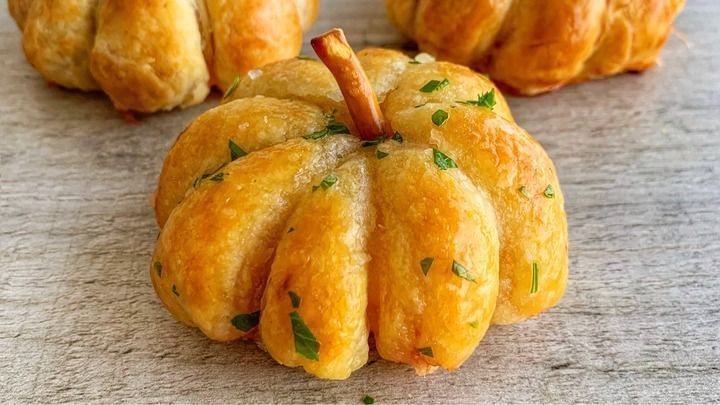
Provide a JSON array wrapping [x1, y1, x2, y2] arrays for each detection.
[[209, 172, 225, 182], [313, 174, 338, 191], [290, 311, 320, 361], [222, 75, 241, 100], [543, 185, 555, 198], [531, 261, 539, 294], [469, 320, 479, 328], [414, 102, 427, 108], [420, 78, 449, 93], [376, 150, 389, 160], [229, 139, 247, 161], [458, 89, 496, 110], [420, 257, 434, 276], [288, 291, 301, 308], [361, 137, 385, 148], [418, 347, 434, 357], [297, 55, 316, 61], [172, 284, 179, 297], [408, 60, 421, 65], [452, 260, 475, 282], [231, 311, 260, 332], [305, 117, 350, 140], [192, 173, 211, 188], [432, 109, 449, 126], [432, 148, 458, 170], [518, 186, 530, 199], [154, 261, 162, 277], [392, 132, 404, 143], [362, 395, 375, 404]]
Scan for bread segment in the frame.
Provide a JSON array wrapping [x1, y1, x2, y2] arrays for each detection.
[[90, 0, 210, 112], [206, 0, 303, 90], [20, 0, 99, 90], [367, 143, 500, 374], [261, 156, 373, 380]]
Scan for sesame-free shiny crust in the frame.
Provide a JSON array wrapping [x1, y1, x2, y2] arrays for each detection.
[[151, 49, 568, 378]]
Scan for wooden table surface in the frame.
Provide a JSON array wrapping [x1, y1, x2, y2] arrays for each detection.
[[2, 1, 719, 403]]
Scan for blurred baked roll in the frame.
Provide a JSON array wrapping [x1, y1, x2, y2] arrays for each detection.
[[386, 0, 686, 94], [9, 0, 319, 112]]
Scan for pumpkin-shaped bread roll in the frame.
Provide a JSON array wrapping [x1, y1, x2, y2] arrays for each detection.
[[9, 0, 318, 113], [386, 0, 686, 94], [150, 29, 568, 379]]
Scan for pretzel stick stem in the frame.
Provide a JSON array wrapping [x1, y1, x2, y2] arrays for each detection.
[[311, 29, 387, 141]]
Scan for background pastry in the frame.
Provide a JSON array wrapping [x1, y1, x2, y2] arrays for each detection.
[[9, 0, 319, 112], [386, 0, 686, 94]]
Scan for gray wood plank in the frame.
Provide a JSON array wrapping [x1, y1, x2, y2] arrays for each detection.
[[1, 0, 719, 403]]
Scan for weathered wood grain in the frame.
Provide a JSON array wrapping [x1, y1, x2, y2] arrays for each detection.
[[1, 0, 719, 403]]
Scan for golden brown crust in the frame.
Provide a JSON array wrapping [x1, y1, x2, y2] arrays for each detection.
[[154, 96, 329, 227], [19, 0, 99, 90], [90, 0, 210, 112], [367, 144, 499, 373], [8, 0, 36, 29], [11, 0, 318, 112], [387, 106, 567, 324], [387, 0, 686, 94], [207, 0, 303, 90], [152, 47, 568, 378], [294, 0, 320, 32], [261, 156, 372, 379]]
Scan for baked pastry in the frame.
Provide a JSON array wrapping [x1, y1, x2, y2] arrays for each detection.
[[150, 29, 568, 379], [8, 0, 318, 112], [386, 0, 686, 94]]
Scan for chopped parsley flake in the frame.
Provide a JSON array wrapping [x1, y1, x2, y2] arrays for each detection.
[[290, 311, 320, 361], [304, 117, 350, 140], [432, 148, 458, 170], [414, 103, 428, 109], [408, 60, 421, 65], [192, 173, 210, 188], [376, 150, 389, 159], [420, 78, 449, 93], [543, 185, 555, 198], [418, 347, 434, 357], [469, 320, 480, 328], [458, 89, 496, 110], [420, 257, 434, 276], [288, 291, 301, 308], [229, 139, 247, 161], [313, 174, 338, 191], [154, 261, 162, 277], [222, 75, 240, 100], [362, 395, 375, 404], [209, 172, 225, 182], [231, 312, 260, 332], [297, 55, 316, 61], [361, 137, 385, 148], [432, 109, 449, 126], [172, 284, 179, 297], [392, 132, 404, 143], [452, 260, 476, 282], [518, 186, 530, 199], [531, 261, 539, 294]]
